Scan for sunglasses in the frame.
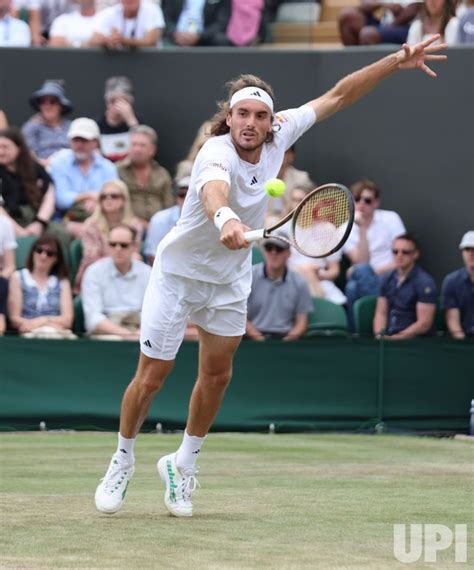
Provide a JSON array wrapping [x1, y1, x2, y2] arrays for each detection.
[[264, 244, 286, 253], [38, 97, 59, 105], [34, 246, 57, 257], [355, 197, 374, 205], [109, 241, 132, 249], [176, 191, 188, 198], [100, 193, 123, 201], [392, 248, 415, 255]]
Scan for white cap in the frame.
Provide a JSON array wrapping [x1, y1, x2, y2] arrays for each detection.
[[68, 118, 100, 141], [459, 231, 474, 249]]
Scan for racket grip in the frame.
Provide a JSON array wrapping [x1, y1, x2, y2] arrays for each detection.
[[244, 229, 265, 243]]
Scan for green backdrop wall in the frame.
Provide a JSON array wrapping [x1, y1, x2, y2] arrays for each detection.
[[1, 337, 472, 432], [1, 47, 473, 284]]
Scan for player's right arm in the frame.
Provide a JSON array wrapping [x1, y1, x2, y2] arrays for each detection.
[[201, 180, 250, 250]]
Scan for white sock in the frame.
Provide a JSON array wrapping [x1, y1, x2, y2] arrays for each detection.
[[176, 431, 205, 473], [115, 433, 135, 464]]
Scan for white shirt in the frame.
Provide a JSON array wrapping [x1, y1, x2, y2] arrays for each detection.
[[94, 1, 165, 41], [157, 105, 316, 286], [82, 257, 151, 332], [343, 209, 406, 270], [176, 0, 206, 33], [407, 17, 459, 46], [49, 10, 99, 45], [0, 15, 31, 46], [0, 216, 17, 270]]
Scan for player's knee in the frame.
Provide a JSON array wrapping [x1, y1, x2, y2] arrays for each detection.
[[202, 369, 232, 391], [359, 26, 381, 45]]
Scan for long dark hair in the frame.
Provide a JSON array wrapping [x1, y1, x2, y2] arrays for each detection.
[[26, 234, 69, 279], [0, 127, 42, 210], [421, 0, 456, 36], [210, 74, 276, 142]]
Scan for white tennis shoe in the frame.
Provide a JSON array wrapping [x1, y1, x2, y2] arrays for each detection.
[[157, 452, 199, 517], [95, 454, 134, 514]]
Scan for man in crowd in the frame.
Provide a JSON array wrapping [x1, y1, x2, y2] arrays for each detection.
[[82, 224, 151, 340], [441, 230, 474, 339], [117, 125, 173, 229], [373, 233, 437, 339], [49, 0, 98, 47], [0, 0, 31, 46], [144, 175, 189, 265], [49, 118, 117, 234], [246, 231, 313, 341]]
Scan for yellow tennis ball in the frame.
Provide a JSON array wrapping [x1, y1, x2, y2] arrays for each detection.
[[264, 178, 286, 198]]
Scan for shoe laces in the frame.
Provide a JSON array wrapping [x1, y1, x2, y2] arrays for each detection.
[[102, 459, 131, 493], [179, 469, 200, 502]]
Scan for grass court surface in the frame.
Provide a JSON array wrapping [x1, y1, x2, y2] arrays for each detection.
[[1, 432, 472, 569]]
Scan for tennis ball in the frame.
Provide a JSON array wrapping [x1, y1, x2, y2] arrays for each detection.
[[264, 178, 286, 198]]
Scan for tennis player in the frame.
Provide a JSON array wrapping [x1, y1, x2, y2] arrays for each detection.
[[95, 35, 447, 517]]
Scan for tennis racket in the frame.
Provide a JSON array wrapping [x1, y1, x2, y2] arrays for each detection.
[[244, 183, 354, 258]]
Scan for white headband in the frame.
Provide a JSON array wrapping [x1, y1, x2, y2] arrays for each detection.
[[229, 87, 274, 113]]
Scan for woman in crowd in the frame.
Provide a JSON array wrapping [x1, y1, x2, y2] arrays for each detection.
[[0, 127, 55, 237], [8, 233, 74, 337], [74, 179, 142, 293], [407, 0, 458, 45], [21, 80, 73, 164]]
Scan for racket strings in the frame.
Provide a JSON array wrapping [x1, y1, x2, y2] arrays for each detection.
[[292, 186, 351, 257]]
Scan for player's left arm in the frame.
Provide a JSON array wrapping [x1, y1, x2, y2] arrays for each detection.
[[201, 180, 250, 250], [309, 34, 447, 123]]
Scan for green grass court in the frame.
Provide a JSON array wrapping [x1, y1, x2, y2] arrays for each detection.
[[1, 433, 472, 569]]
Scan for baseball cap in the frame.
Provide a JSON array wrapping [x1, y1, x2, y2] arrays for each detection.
[[459, 231, 474, 249], [262, 230, 290, 250], [68, 118, 100, 141]]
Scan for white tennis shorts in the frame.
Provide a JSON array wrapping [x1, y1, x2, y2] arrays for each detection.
[[140, 266, 249, 361]]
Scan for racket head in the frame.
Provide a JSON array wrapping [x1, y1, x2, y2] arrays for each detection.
[[290, 183, 354, 258]]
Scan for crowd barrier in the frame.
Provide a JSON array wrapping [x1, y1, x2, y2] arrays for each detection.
[[1, 336, 472, 432]]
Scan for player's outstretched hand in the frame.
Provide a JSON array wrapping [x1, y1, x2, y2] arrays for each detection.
[[396, 34, 447, 78]]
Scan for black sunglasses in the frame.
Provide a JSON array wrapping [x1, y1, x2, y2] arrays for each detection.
[[264, 244, 286, 253], [392, 248, 415, 255], [355, 197, 374, 205], [34, 246, 58, 257], [109, 241, 132, 249], [100, 193, 123, 201]]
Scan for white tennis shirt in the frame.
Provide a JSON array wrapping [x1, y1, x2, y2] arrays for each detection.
[[157, 105, 316, 286]]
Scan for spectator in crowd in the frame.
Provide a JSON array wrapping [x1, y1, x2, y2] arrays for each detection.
[[7, 233, 74, 338], [174, 119, 213, 183], [21, 80, 73, 164], [144, 175, 189, 265], [441, 231, 474, 339], [0, 127, 55, 237], [13, 0, 76, 45], [343, 179, 405, 328], [0, 0, 31, 46], [90, 0, 164, 49], [96, 77, 141, 163], [225, 0, 267, 47], [81, 224, 151, 340], [0, 211, 17, 335], [266, 143, 314, 221], [74, 179, 142, 293], [407, 0, 458, 45], [338, 0, 420, 46], [162, 0, 231, 46], [49, 118, 117, 235], [0, 110, 7, 129], [49, 0, 98, 47], [373, 233, 437, 339], [117, 125, 173, 228], [246, 230, 313, 341], [457, 0, 474, 43], [283, 187, 346, 304]]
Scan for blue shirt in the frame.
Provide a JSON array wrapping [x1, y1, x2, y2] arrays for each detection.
[[144, 204, 181, 257], [0, 15, 31, 47], [441, 267, 474, 336], [379, 265, 437, 336], [22, 115, 71, 161], [49, 150, 118, 211]]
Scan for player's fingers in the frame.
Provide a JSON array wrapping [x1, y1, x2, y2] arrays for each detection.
[[421, 33, 441, 48], [425, 43, 448, 53], [425, 54, 447, 61], [421, 63, 437, 78]]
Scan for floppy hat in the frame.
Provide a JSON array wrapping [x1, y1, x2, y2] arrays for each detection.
[[29, 81, 73, 114]]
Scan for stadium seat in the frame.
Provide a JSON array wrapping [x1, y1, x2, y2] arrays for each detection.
[[353, 295, 377, 336], [73, 296, 85, 335], [15, 236, 37, 269], [69, 239, 83, 285], [252, 246, 264, 265], [306, 297, 349, 336]]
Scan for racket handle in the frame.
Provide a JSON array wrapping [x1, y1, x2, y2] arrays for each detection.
[[244, 229, 265, 243]]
